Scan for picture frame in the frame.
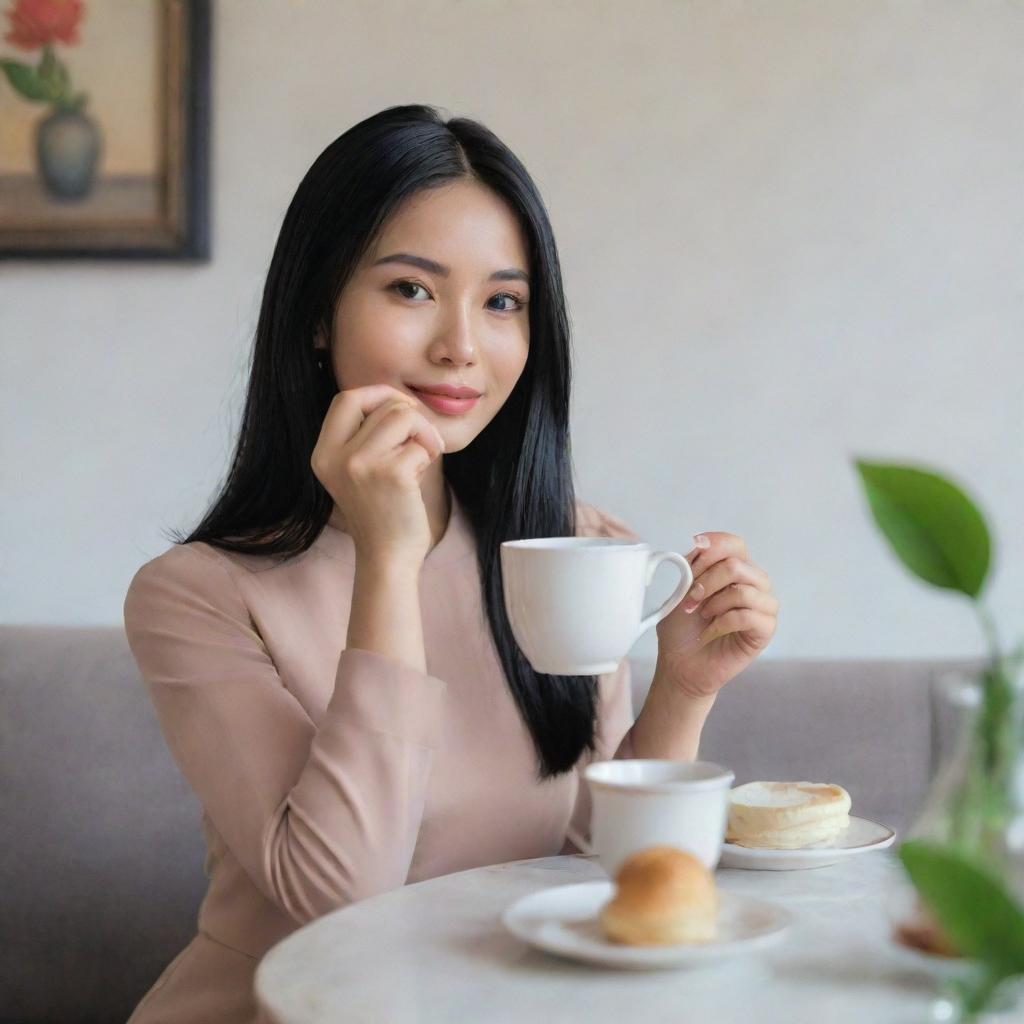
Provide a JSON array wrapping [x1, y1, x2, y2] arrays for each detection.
[[0, 0, 211, 260]]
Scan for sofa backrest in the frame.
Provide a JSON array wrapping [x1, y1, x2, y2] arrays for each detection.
[[2, 625, 207, 1024], [0, 625, 983, 1024]]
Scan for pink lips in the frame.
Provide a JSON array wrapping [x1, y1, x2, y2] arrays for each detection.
[[406, 383, 482, 416]]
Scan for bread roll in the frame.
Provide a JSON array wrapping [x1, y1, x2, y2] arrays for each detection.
[[725, 781, 851, 849], [599, 845, 719, 945]]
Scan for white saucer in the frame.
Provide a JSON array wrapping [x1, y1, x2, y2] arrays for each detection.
[[502, 881, 792, 970], [719, 815, 897, 870]]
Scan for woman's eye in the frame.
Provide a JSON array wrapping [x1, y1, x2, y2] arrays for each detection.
[[389, 280, 527, 312], [489, 292, 528, 313], [391, 280, 430, 301]]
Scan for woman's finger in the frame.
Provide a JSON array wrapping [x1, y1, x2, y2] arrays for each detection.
[[683, 556, 771, 610], [686, 532, 749, 575], [351, 401, 444, 463], [325, 385, 416, 448], [389, 435, 435, 482], [697, 582, 779, 621], [695, 607, 776, 649]]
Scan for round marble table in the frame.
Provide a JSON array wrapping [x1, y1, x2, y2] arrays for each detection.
[[255, 850, 952, 1024]]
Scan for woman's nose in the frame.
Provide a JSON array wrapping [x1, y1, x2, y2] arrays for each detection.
[[431, 310, 477, 364]]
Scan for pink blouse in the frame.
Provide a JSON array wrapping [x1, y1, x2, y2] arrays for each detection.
[[122, 486, 641, 1023]]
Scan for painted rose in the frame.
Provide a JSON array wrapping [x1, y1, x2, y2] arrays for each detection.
[[3, 0, 83, 51]]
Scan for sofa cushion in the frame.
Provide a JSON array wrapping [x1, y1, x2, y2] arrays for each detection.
[[0, 626, 208, 1024]]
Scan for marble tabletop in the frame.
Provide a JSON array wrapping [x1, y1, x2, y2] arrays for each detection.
[[255, 849, 956, 1024]]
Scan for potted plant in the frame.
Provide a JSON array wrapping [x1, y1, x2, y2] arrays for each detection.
[[854, 459, 1024, 1021]]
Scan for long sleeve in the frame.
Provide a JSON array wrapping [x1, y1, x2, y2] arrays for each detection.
[[123, 542, 447, 926]]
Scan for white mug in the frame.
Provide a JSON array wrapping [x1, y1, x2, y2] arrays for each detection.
[[581, 760, 736, 876], [499, 537, 693, 674]]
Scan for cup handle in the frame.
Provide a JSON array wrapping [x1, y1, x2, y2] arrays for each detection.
[[565, 824, 596, 857], [636, 550, 694, 640]]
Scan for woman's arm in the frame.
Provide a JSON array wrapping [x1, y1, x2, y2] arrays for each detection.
[[124, 542, 445, 926], [347, 554, 427, 673], [629, 672, 717, 760]]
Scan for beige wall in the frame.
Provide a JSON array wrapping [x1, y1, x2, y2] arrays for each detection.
[[2, 0, 1021, 662]]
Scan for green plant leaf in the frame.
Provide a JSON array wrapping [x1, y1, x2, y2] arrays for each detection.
[[899, 839, 1024, 976], [0, 59, 52, 102], [853, 459, 990, 597]]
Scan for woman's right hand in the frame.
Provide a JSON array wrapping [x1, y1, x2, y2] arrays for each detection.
[[310, 384, 446, 568]]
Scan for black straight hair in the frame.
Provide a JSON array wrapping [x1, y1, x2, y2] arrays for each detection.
[[169, 103, 599, 780]]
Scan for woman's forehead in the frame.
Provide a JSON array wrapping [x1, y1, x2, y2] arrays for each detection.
[[369, 182, 529, 271]]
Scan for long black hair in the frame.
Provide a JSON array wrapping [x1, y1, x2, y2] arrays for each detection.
[[169, 104, 598, 780]]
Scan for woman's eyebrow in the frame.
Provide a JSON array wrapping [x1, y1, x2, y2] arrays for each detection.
[[371, 252, 530, 284]]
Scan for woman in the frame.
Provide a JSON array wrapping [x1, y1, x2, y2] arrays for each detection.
[[123, 103, 779, 1023]]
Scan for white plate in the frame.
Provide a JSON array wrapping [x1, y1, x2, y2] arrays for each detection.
[[719, 815, 897, 870], [501, 880, 792, 970]]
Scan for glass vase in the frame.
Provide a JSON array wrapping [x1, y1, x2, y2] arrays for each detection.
[[887, 661, 1024, 1022]]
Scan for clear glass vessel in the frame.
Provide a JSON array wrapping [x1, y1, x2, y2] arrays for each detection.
[[886, 665, 1024, 1022]]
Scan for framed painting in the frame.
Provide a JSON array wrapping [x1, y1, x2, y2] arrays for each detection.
[[0, 0, 210, 260]]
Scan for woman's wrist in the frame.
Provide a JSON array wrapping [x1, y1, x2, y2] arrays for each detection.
[[347, 554, 426, 673], [630, 665, 718, 761], [354, 549, 423, 583]]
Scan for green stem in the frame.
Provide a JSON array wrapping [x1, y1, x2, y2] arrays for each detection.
[[943, 965, 1013, 1022], [956, 601, 1024, 869], [976, 602, 1003, 668]]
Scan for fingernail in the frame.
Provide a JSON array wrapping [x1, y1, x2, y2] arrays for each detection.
[[694, 534, 710, 548]]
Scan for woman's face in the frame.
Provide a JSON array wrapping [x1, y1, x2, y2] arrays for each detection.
[[323, 179, 532, 453]]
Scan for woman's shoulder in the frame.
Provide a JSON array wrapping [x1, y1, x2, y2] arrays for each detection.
[[123, 541, 252, 623], [128, 540, 240, 585], [124, 531, 329, 624], [573, 499, 641, 542], [128, 536, 294, 588]]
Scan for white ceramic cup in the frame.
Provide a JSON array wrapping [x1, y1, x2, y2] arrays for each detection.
[[580, 760, 736, 876], [499, 538, 693, 674]]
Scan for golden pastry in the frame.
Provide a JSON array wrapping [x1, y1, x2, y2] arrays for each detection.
[[599, 845, 718, 945]]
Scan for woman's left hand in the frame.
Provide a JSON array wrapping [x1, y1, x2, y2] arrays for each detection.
[[655, 532, 778, 701]]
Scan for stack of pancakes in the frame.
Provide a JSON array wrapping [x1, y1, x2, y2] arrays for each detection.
[[725, 781, 852, 848]]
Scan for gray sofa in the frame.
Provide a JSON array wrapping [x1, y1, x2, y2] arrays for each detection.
[[0, 624, 982, 1023]]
